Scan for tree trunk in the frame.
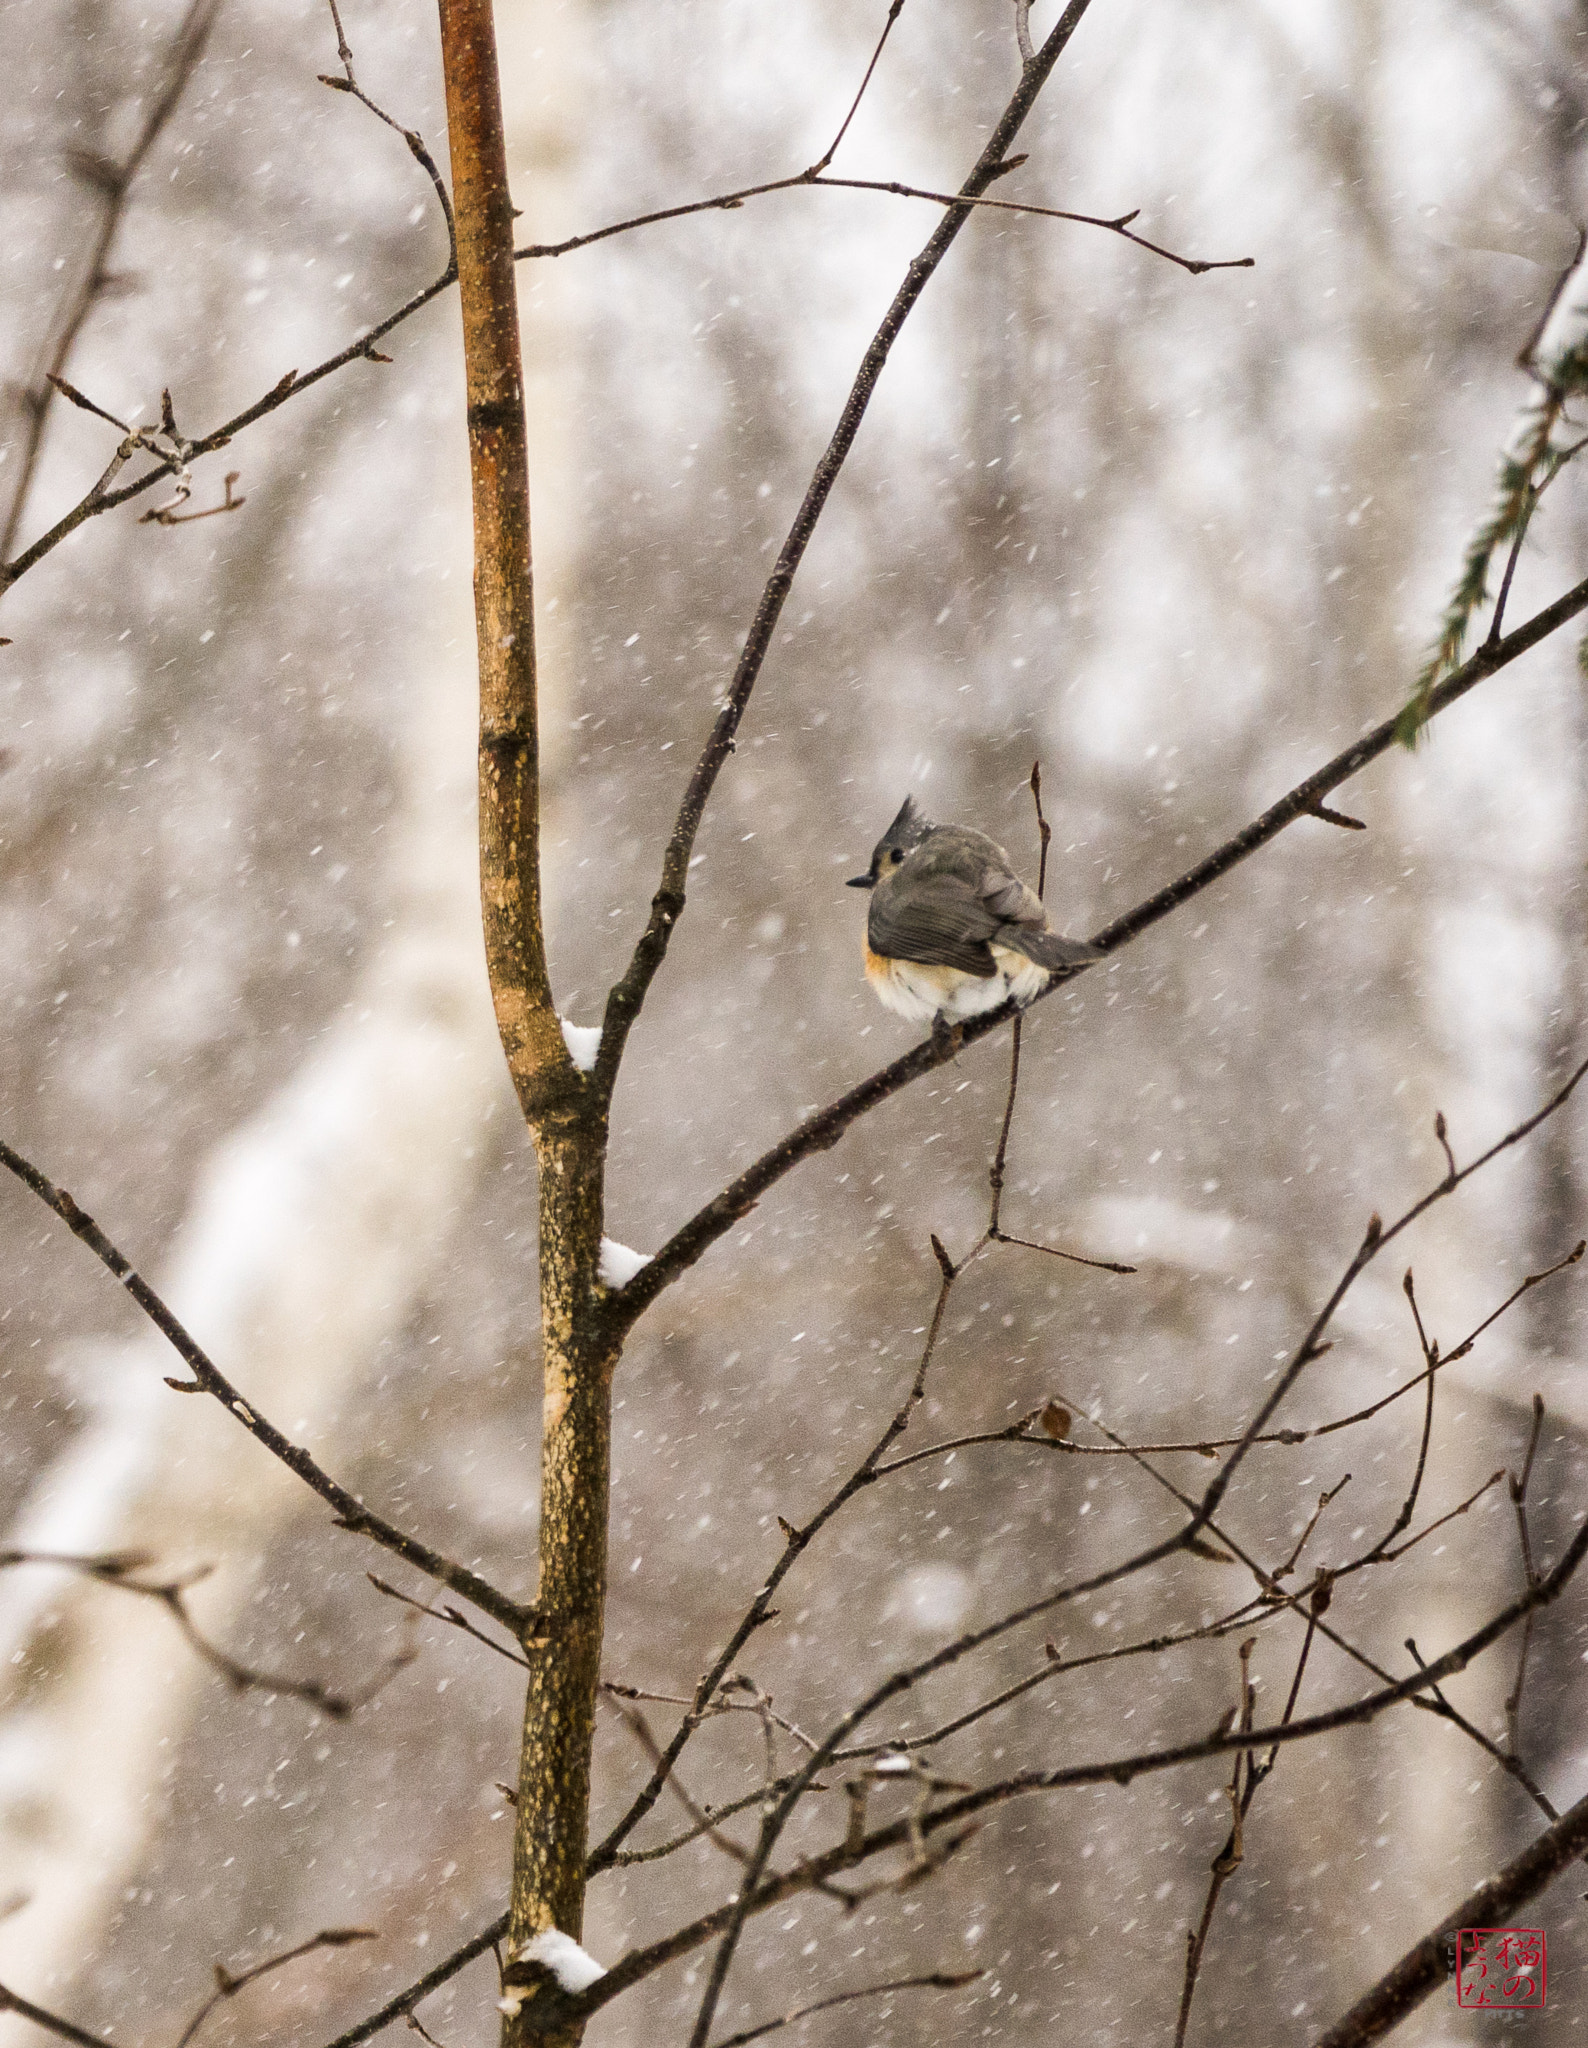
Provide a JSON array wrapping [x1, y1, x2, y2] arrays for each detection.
[[437, 6, 612, 2038]]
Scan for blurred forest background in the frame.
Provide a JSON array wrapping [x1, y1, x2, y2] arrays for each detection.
[[3, 1, 1588, 2043]]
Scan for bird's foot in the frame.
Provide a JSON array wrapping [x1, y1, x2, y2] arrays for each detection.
[[930, 1011, 963, 1056]]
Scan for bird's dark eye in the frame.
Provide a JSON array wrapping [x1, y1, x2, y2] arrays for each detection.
[[889, 847, 904, 864]]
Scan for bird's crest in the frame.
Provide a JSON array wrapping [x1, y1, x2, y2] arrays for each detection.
[[876, 794, 933, 858]]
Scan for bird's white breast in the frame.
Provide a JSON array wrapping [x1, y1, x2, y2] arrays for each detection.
[[864, 944, 1048, 1023]]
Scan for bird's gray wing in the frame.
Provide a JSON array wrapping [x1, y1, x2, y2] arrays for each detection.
[[868, 876, 1001, 975], [978, 863, 1100, 970], [979, 865, 1048, 929]]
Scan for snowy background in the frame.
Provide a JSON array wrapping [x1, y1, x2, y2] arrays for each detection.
[[3, 0, 1588, 2043]]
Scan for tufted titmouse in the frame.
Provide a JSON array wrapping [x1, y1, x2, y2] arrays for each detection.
[[847, 796, 1098, 1024]]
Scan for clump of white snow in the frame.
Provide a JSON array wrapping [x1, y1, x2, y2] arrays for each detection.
[[559, 1018, 603, 1072], [598, 1236, 652, 1289], [516, 1927, 608, 1993]]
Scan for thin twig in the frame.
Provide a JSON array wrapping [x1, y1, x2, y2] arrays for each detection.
[[1504, 1393, 1548, 1755], [515, 174, 1250, 278], [592, 0, 1103, 1115], [1355, 1273, 1440, 1561], [987, 1227, 1137, 1273], [599, 1686, 753, 1867], [1405, 1637, 1561, 1830], [0, 0, 223, 560], [0, 1139, 533, 1636], [1173, 1637, 1258, 2048], [814, 175, 1254, 274], [1482, 443, 1574, 650], [1364, 1469, 1505, 1566], [318, 0, 457, 256], [604, 1677, 820, 1754], [174, 1930, 378, 2048], [319, 1917, 509, 2048], [987, 763, 1052, 1236], [1441, 1240, 1585, 1362], [2, 8, 457, 595], [709, 1969, 982, 2048], [810, 0, 908, 174], [0, 1550, 418, 1719], [519, 1517, 1588, 2039], [365, 1574, 532, 1666], [589, 1236, 963, 1872], [1274, 1478, 1351, 1583]]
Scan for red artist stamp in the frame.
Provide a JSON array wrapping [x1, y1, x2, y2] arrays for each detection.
[[1456, 1928, 1546, 2009]]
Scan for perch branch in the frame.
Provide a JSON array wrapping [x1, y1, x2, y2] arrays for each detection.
[[606, 577, 1588, 1331]]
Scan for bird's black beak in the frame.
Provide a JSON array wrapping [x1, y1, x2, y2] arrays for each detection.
[[846, 873, 874, 890]]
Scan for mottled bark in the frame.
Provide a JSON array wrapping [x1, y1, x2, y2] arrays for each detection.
[[437, 6, 610, 2041], [438, 0, 563, 1106], [508, 1123, 612, 1938]]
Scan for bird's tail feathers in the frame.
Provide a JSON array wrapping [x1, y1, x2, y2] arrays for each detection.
[[1009, 930, 1101, 972]]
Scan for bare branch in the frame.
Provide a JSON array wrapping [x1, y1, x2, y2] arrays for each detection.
[[527, 1519, 1588, 2037], [599, 1686, 754, 1868], [0, 1985, 114, 2048], [319, 0, 458, 259], [0, 1138, 534, 1636], [589, 1242, 961, 1871], [811, 175, 1254, 275], [591, 0, 1103, 1103], [1273, 1477, 1351, 1583], [1, 11, 457, 596], [1444, 1240, 1585, 1361], [1310, 1785, 1588, 2047], [1368, 1469, 1505, 1565], [320, 1917, 509, 2048], [809, 0, 909, 175], [1404, 1636, 1562, 1831], [365, 1574, 532, 1667], [1505, 1392, 1549, 1754], [1173, 1636, 1258, 2048], [984, 770, 1040, 1237], [518, 173, 1250, 275], [1355, 1281, 1439, 1560], [174, 1929, 378, 2048], [603, 584, 1588, 1331], [986, 1228, 1137, 1273], [710, 1969, 983, 2048], [0, 0, 223, 560], [0, 1550, 416, 1720]]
